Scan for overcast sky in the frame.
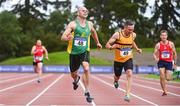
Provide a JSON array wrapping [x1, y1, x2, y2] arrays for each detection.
[[1, 0, 178, 19], [71, 0, 83, 11], [0, 0, 84, 13]]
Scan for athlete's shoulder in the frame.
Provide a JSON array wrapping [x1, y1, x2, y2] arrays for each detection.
[[168, 40, 174, 44], [168, 40, 175, 47], [155, 42, 160, 48], [87, 20, 93, 26], [132, 32, 136, 38], [33, 45, 37, 48], [87, 20, 94, 31], [70, 20, 76, 24], [157, 41, 160, 45], [67, 21, 76, 29], [132, 32, 136, 36], [42, 45, 45, 48], [111, 31, 120, 40]]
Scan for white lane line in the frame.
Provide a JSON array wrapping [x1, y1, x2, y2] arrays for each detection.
[[26, 74, 64, 106], [92, 75, 158, 106], [134, 77, 180, 89], [103, 75, 180, 97], [0, 74, 36, 83], [0, 74, 25, 80], [0, 74, 52, 92], [79, 80, 96, 106], [134, 75, 180, 84]]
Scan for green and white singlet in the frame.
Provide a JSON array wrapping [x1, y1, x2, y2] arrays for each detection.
[[67, 19, 91, 54]]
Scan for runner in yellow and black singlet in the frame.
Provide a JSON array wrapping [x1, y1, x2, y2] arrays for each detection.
[[114, 30, 134, 63], [106, 20, 142, 102]]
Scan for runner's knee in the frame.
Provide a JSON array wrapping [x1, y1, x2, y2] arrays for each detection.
[[84, 67, 89, 72], [160, 74, 165, 79], [71, 71, 78, 78], [114, 71, 122, 77], [126, 70, 132, 78]]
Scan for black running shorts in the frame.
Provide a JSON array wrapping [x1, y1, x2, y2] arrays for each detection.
[[33, 61, 43, 66], [69, 51, 90, 72], [158, 60, 173, 70], [114, 58, 133, 77]]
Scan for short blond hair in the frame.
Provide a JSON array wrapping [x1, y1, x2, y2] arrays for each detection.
[[160, 30, 168, 34]]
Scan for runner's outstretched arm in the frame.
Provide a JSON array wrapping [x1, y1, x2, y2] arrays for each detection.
[[43, 46, 49, 60], [31, 46, 36, 55], [132, 42, 142, 53], [89, 22, 102, 49], [61, 22, 74, 41], [106, 32, 119, 50]]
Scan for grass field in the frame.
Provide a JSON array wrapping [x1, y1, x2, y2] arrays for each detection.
[[143, 74, 180, 82], [142, 48, 180, 52], [0, 51, 112, 65]]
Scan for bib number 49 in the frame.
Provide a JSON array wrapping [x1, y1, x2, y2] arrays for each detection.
[[120, 51, 131, 57]]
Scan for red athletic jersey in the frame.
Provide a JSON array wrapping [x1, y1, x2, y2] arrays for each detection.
[[33, 45, 44, 62], [159, 41, 173, 62]]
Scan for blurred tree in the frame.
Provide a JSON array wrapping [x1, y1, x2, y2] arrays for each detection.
[[44, 10, 70, 35], [149, 0, 180, 41], [0, 11, 22, 60], [84, 0, 148, 47], [84, 0, 180, 47], [0, 0, 71, 33]]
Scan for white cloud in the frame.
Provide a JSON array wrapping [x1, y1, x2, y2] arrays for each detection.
[[71, 0, 84, 12]]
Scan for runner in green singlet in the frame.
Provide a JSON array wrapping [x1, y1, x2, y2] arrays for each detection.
[[61, 6, 102, 103]]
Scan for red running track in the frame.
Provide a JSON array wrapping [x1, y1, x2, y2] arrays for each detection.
[[0, 73, 180, 106]]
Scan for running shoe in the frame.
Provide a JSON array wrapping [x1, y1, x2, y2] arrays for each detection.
[[85, 92, 94, 103], [124, 95, 130, 102], [37, 80, 40, 83], [72, 76, 80, 90], [162, 92, 167, 96], [114, 81, 119, 89]]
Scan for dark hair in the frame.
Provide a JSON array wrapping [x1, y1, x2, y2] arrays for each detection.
[[124, 20, 135, 26]]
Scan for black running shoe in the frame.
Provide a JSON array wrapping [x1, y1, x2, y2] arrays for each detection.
[[72, 76, 80, 90], [162, 92, 167, 96], [85, 92, 94, 103], [37, 80, 41, 83], [114, 81, 119, 89]]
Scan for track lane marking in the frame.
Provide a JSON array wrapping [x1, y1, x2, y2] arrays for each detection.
[[79, 80, 96, 106], [0, 74, 26, 80], [0, 74, 52, 92], [133, 76, 180, 89], [103, 75, 180, 97], [26, 74, 64, 106], [92, 75, 158, 106], [0, 74, 36, 83]]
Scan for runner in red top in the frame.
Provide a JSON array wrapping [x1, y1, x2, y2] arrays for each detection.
[[31, 40, 49, 83], [159, 41, 173, 62], [153, 30, 177, 96]]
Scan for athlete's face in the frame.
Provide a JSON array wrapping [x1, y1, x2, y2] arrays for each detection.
[[78, 7, 89, 18], [124, 25, 134, 35], [160, 32, 168, 42], [36, 40, 42, 46]]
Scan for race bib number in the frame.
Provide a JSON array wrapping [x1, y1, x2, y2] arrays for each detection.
[[120, 48, 132, 57], [74, 37, 87, 46], [161, 51, 170, 59], [35, 56, 43, 61]]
